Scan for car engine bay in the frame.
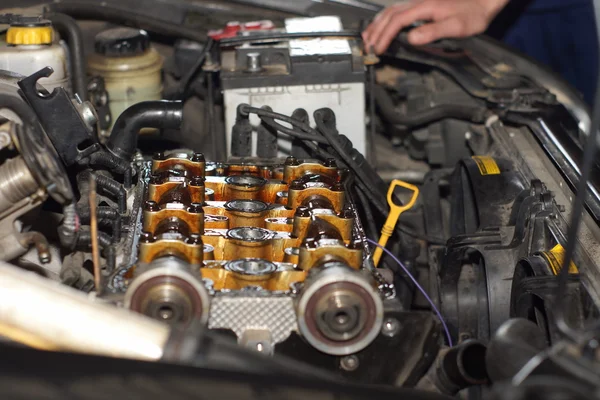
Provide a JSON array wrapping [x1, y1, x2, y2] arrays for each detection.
[[0, 1, 600, 399]]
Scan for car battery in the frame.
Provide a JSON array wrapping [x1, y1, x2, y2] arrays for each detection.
[[219, 16, 366, 158]]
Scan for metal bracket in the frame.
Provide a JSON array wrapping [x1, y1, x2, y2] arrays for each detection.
[[17, 67, 100, 166]]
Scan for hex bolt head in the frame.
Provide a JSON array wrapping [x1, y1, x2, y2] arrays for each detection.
[[140, 232, 155, 243], [187, 234, 202, 245], [153, 152, 165, 161], [39, 251, 51, 264], [340, 207, 354, 219], [191, 152, 205, 162], [144, 200, 160, 212], [349, 239, 363, 249], [285, 156, 299, 166], [149, 174, 162, 184], [325, 158, 337, 168], [339, 355, 359, 371], [295, 206, 310, 217], [189, 203, 203, 214], [289, 180, 303, 190], [332, 182, 344, 192], [246, 52, 263, 73], [381, 318, 400, 337], [190, 176, 204, 187]]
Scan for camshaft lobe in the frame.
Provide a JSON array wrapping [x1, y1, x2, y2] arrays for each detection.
[[0, 156, 38, 213]]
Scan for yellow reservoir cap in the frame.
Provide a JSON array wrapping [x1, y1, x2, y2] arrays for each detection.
[[6, 26, 53, 45]]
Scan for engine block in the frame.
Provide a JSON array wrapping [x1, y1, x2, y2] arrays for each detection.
[[124, 151, 386, 355]]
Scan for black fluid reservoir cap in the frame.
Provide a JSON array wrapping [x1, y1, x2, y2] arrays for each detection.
[[0, 14, 51, 27], [95, 27, 150, 57]]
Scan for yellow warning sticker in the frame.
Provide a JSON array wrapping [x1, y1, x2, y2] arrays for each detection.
[[472, 156, 501, 176], [543, 244, 579, 275]]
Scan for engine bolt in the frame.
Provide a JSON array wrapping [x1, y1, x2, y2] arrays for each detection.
[[153, 152, 165, 160], [332, 182, 344, 192], [140, 232, 155, 243], [289, 180, 303, 190], [39, 250, 51, 264], [381, 318, 400, 337], [337, 168, 350, 181], [284, 156, 300, 166], [340, 355, 359, 371], [349, 239, 363, 249], [190, 176, 204, 186], [289, 281, 304, 295], [187, 234, 202, 245], [246, 52, 263, 73], [144, 200, 160, 212], [295, 206, 310, 217], [324, 158, 337, 168], [340, 207, 354, 219], [191, 152, 205, 162], [189, 203, 203, 213], [149, 174, 162, 184]]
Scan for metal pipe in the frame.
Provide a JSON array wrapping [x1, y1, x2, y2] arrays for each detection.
[[89, 174, 101, 291], [0, 262, 170, 360], [18, 231, 51, 264]]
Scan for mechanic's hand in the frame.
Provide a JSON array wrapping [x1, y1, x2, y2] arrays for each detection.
[[363, 0, 510, 54]]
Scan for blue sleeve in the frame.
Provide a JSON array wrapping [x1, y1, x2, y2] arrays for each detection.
[[488, 0, 598, 105]]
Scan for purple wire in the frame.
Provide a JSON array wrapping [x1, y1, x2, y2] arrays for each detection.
[[366, 238, 454, 347]]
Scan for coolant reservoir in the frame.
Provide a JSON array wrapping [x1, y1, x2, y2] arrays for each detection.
[[0, 16, 70, 93], [87, 27, 163, 131]]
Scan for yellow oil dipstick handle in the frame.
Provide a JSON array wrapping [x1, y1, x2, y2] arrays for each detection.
[[372, 179, 420, 267]]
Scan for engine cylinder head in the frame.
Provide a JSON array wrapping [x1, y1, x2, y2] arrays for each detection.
[[224, 226, 273, 259], [225, 258, 277, 276], [0, 156, 39, 214], [296, 261, 383, 355], [226, 226, 273, 242], [125, 257, 210, 326], [224, 199, 268, 213]]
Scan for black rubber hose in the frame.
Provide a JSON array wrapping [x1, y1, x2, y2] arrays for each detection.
[[77, 205, 122, 242], [87, 150, 130, 175], [46, 2, 207, 43], [77, 206, 119, 223], [78, 230, 111, 249], [94, 174, 127, 213], [373, 85, 489, 127], [77, 231, 116, 271], [107, 101, 183, 161], [78, 170, 126, 212], [44, 12, 88, 101], [418, 341, 488, 395]]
